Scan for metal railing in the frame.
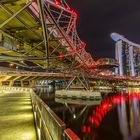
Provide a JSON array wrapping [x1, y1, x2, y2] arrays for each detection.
[[31, 91, 66, 140], [64, 128, 80, 140]]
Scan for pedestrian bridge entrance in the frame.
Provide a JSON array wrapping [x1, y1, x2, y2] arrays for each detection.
[[0, 86, 80, 140], [0, 91, 37, 140]]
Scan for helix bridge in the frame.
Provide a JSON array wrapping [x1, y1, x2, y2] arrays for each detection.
[[0, 0, 140, 82], [0, 0, 97, 75]]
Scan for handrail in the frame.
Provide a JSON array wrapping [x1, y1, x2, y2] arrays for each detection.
[[64, 129, 80, 140], [31, 91, 66, 140]]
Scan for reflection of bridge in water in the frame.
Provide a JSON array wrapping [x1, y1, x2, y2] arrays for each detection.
[[82, 93, 140, 140]]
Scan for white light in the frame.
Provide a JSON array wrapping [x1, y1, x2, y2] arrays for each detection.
[[73, 114, 76, 119]]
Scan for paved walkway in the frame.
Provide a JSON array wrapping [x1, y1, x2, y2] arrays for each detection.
[[0, 92, 37, 140]]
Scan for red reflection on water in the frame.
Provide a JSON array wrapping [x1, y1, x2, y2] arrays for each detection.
[[82, 125, 86, 133], [87, 126, 91, 133], [82, 92, 140, 138]]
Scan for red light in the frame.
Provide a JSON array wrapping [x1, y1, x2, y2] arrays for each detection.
[[96, 112, 102, 121], [87, 126, 91, 133], [100, 109, 105, 116], [94, 119, 100, 126], [70, 50, 75, 56], [58, 53, 64, 59], [91, 118, 100, 127], [99, 59, 104, 65], [91, 64, 96, 68], [96, 106, 99, 111], [91, 117, 94, 123], [66, 7, 70, 11], [88, 116, 92, 122], [82, 125, 86, 133], [103, 104, 107, 109], [80, 42, 86, 49], [108, 104, 112, 110], [83, 44, 86, 49], [72, 9, 78, 17], [55, 0, 59, 5]]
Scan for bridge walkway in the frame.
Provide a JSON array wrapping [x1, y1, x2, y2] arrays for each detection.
[[0, 92, 37, 140]]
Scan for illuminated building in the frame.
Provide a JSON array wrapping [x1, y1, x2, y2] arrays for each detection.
[[111, 33, 140, 77]]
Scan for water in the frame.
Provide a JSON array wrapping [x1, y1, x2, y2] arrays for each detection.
[[36, 87, 140, 140]]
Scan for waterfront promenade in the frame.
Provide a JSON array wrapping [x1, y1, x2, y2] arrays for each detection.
[[0, 92, 37, 140]]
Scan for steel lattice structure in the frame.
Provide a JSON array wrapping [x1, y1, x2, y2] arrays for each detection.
[[29, 0, 96, 69], [0, 0, 96, 75]]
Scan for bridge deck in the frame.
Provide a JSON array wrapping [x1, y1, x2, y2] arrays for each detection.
[[0, 92, 37, 140]]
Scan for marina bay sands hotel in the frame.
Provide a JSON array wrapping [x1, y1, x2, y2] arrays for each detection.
[[111, 33, 140, 77]]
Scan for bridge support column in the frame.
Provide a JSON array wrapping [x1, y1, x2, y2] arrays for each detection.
[[20, 81, 24, 87], [9, 80, 13, 87], [30, 80, 35, 88], [37, 0, 49, 67], [0, 81, 2, 86]]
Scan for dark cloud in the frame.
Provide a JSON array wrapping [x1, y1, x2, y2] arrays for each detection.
[[67, 0, 140, 60]]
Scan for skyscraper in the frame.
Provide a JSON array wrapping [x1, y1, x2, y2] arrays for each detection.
[[111, 33, 140, 77]]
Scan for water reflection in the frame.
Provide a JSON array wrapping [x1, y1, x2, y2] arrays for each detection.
[[82, 93, 140, 140], [36, 87, 140, 140], [55, 98, 101, 121]]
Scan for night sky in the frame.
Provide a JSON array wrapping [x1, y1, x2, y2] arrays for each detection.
[[67, 0, 140, 60]]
